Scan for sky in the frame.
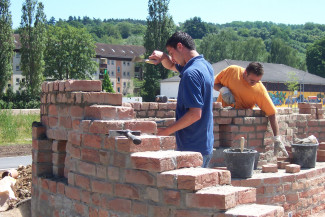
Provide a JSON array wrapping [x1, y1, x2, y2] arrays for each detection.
[[9, 0, 325, 29]]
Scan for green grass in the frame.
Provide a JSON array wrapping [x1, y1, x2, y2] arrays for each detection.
[[0, 110, 40, 146]]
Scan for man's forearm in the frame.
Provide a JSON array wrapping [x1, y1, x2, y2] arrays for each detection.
[[157, 108, 202, 136], [268, 114, 279, 136]]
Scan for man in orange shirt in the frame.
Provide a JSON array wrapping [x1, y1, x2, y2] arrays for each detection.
[[214, 62, 288, 157]]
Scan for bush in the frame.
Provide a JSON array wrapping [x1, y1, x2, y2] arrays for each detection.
[[0, 88, 40, 109]]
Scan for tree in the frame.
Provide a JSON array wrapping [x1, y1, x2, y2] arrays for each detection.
[[44, 25, 97, 79], [142, 0, 175, 101], [102, 70, 114, 93], [269, 38, 301, 69], [306, 37, 325, 78], [19, 0, 46, 95], [0, 0, 14, 96], [285, 71, 299, 107], [183, 17, 207, 39]]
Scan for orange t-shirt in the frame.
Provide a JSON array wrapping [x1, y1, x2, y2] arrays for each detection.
[[214, 65, 276, 116]]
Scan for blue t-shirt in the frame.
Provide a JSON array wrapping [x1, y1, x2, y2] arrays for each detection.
[[175, 55, 214, 156]]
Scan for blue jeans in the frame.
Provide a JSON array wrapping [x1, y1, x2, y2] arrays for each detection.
[[202, 153, 213, 168]]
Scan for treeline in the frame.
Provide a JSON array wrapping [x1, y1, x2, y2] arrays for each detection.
[[46, 16, 325, 73]]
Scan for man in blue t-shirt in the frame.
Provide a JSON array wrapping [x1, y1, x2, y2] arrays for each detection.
[[149, 32, 214, 168]]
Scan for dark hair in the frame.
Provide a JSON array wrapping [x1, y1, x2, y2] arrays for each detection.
[[246, 62, 264, 76], [166, 31, 196, 50]]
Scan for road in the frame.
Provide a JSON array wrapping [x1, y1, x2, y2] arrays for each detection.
[[0, 155, 32, 171]]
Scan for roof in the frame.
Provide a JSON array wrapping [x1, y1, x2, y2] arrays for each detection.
[[95, 43, 145, 60], [161, 59, 325, 85], [13, 34, 145, 60], [14, 34, 21, 50]]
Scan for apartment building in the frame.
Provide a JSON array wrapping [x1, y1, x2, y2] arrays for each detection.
[[94, 43, 145, 95], [10, 34, 145, 95]]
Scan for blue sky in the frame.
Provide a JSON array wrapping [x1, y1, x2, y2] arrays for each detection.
[[10, 0, 325, 29]]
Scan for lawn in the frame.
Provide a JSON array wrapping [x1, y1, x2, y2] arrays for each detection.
[[0, 110, 40, 146]]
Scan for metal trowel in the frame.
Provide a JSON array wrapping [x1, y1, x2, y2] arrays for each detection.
[[131, 56, 157, 64]]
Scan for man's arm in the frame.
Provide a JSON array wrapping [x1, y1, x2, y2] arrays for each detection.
[[214, 83, 223, 91], [149, 50, 177, 71], [157, 107, 201, 136], [268, 114, 279, 136]]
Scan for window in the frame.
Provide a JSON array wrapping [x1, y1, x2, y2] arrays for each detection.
[[117, 66, 120, 73], [111, 60, 115, 65], [8, 84, 11, 87], [123, 82, 126, 87], [16, 65, 20, 71], [107, 60, 110, 65], [22, 78, 25, 83], [15, 52, 21, 58], [117, 87, 120, 93], [112, 82, 114, 87], [123, 72, 126, 76], [117, 77, 120, 83], [111, 71, 114, 76], [16, 78, 20, 85], [123, 61, 126, 65], [127, 62, 130, 66], [127, 72, 130, 77]]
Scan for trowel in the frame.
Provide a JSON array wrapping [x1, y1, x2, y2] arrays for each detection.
[[131, 56, 157, 64]]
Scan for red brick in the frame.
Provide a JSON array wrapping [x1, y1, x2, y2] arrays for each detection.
[[65, 186, 81, 201], [32, 125, 46, 139], [186, 186, 255, 210], [115, 183, 140, 199], [286, 164, 301, 173], [32, 139, 51, 151], [32, 151, 52, 163], [98, 209, 109, 217], [107, 166, 119, 181], [89, 207, 98, 217], [74, 202, 87, 216], [163, 190, 181, 206], [75, 174, 90, 191], [105, 198, 131, 214], [117, 106, 135, 120], [65, 80, 102, 92], [78, 161, 96, 176], [160, 136, 176, 150], [59, 105, 69, 117], [48, 180, 57, 193], [124, 121, 157, 134], [132, 201, 148, 216], [91, 180, 113, 195], [47, 129, 68, 140], [82, 134, 102, 148], [52, 152, 66, 165], [52, 140, 67, 152], [59, 116, 72, 129], [48, 117, 58, 127], [118, 136, 161, 153], [48, 105, 58, 116], [262, 164, 278, 173], [81, 148, 100, 163], [89, 120, 123, 134], [85, 105, 117, 120], [125, 169, 155, 185]]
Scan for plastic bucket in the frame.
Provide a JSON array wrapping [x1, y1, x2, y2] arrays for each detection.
[[224, 148, 257, 178], [292, 143, 318, 168]]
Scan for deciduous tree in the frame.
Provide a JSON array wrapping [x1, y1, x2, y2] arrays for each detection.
[[0, 0, 14, 96], [142, 0, 174, 101], [44, 25, 97, 79], [19, 0, 46, 95], [306, 36, 325, 78]]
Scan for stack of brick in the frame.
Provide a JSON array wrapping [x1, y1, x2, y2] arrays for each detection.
[[232, 164, 325, 216], [298, 102, 324, 119], [32, 80, 285, 217]]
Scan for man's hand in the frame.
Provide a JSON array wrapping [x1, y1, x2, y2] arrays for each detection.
[[149, 50, 166, 65], [273, 135, 289, 157], [219, 87, 235, 104]]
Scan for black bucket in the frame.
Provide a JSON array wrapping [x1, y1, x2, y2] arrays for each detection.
[[224, 148, 257, 178], [254, 152, 260, 170], [292, 143, 318, 168]]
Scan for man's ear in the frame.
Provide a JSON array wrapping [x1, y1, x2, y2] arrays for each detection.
[[177, 42, 183, 50]]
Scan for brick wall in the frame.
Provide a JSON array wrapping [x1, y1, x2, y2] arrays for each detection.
[[32, 80, 325, 217]]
